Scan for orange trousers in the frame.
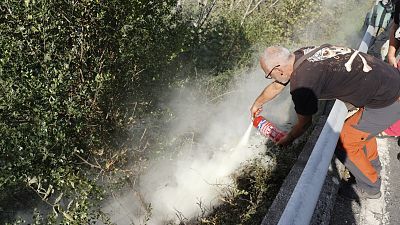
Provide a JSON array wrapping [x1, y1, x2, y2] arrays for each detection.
[[335, 108, 381, 194]]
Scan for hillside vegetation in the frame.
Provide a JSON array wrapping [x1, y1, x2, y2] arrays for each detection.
[[0, 0, 362, 224]]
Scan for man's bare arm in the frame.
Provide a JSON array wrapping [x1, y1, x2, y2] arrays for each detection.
[[388, 22, 399, 67], [277, 114, 312, 146], [250, 81, 286, 117]]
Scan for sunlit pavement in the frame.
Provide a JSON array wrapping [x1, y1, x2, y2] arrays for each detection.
[[330, 137, 400, 225]]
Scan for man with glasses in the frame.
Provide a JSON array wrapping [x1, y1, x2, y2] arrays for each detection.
[[250, 45, 400, 200]]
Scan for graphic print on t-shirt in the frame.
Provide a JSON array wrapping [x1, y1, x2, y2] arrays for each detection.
[[302, 45, 372, 73], [303, 46, 351, 62]]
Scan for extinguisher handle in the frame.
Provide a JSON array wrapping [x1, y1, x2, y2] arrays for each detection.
[[252, 109, 262, 120]]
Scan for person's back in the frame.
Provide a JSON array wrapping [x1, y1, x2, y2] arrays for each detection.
[[290, 46, 400, 113], [251, 44, 400, 199]]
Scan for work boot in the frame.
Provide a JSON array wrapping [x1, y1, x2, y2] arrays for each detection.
[[338, 183, 381, 200]]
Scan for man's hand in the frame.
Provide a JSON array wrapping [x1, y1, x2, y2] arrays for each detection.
[[250, 104, 262, 119], [277, 133, 293, 147], [277, 114, 312, 147], [388, 55, 398, 68]]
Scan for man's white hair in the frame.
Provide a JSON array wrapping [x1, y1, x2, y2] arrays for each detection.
[[261, 46, 291, 68]]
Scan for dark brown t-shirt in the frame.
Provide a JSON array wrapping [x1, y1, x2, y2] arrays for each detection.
[[290, 46, 400, 116]]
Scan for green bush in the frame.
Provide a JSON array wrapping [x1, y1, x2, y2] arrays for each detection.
[[1, 0, 322, 223], [1, 0, 138, 223]]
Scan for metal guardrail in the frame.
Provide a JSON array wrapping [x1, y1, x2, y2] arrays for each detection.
[[275, 2, 384, 224], [277, 101, 347, 225]]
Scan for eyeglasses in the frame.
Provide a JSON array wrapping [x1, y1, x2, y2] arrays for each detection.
[[265, 64, 280, 79]]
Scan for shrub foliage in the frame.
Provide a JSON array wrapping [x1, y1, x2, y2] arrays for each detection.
[[0, 0, 320, 223]]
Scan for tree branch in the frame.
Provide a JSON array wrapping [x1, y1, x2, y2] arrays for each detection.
[[241, 0, 280, 25], [247, 0, 266, 16], [74, 152, 103, 170], [241, 0, 254, 25], [198, 0, 217, 29]]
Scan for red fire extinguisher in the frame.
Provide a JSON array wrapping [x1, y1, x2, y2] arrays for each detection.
[[253, 116, 286, 143]]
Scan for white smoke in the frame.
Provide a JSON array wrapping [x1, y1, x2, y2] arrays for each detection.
[[293, 0, 374, 48], [102, 1, 374, 224], [102, 65, 296, 225]]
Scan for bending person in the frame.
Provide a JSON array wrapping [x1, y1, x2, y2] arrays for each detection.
[[251, 45, 400, 199]]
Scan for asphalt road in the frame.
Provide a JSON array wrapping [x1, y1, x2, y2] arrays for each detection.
[[330, 137, 400, 225]]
